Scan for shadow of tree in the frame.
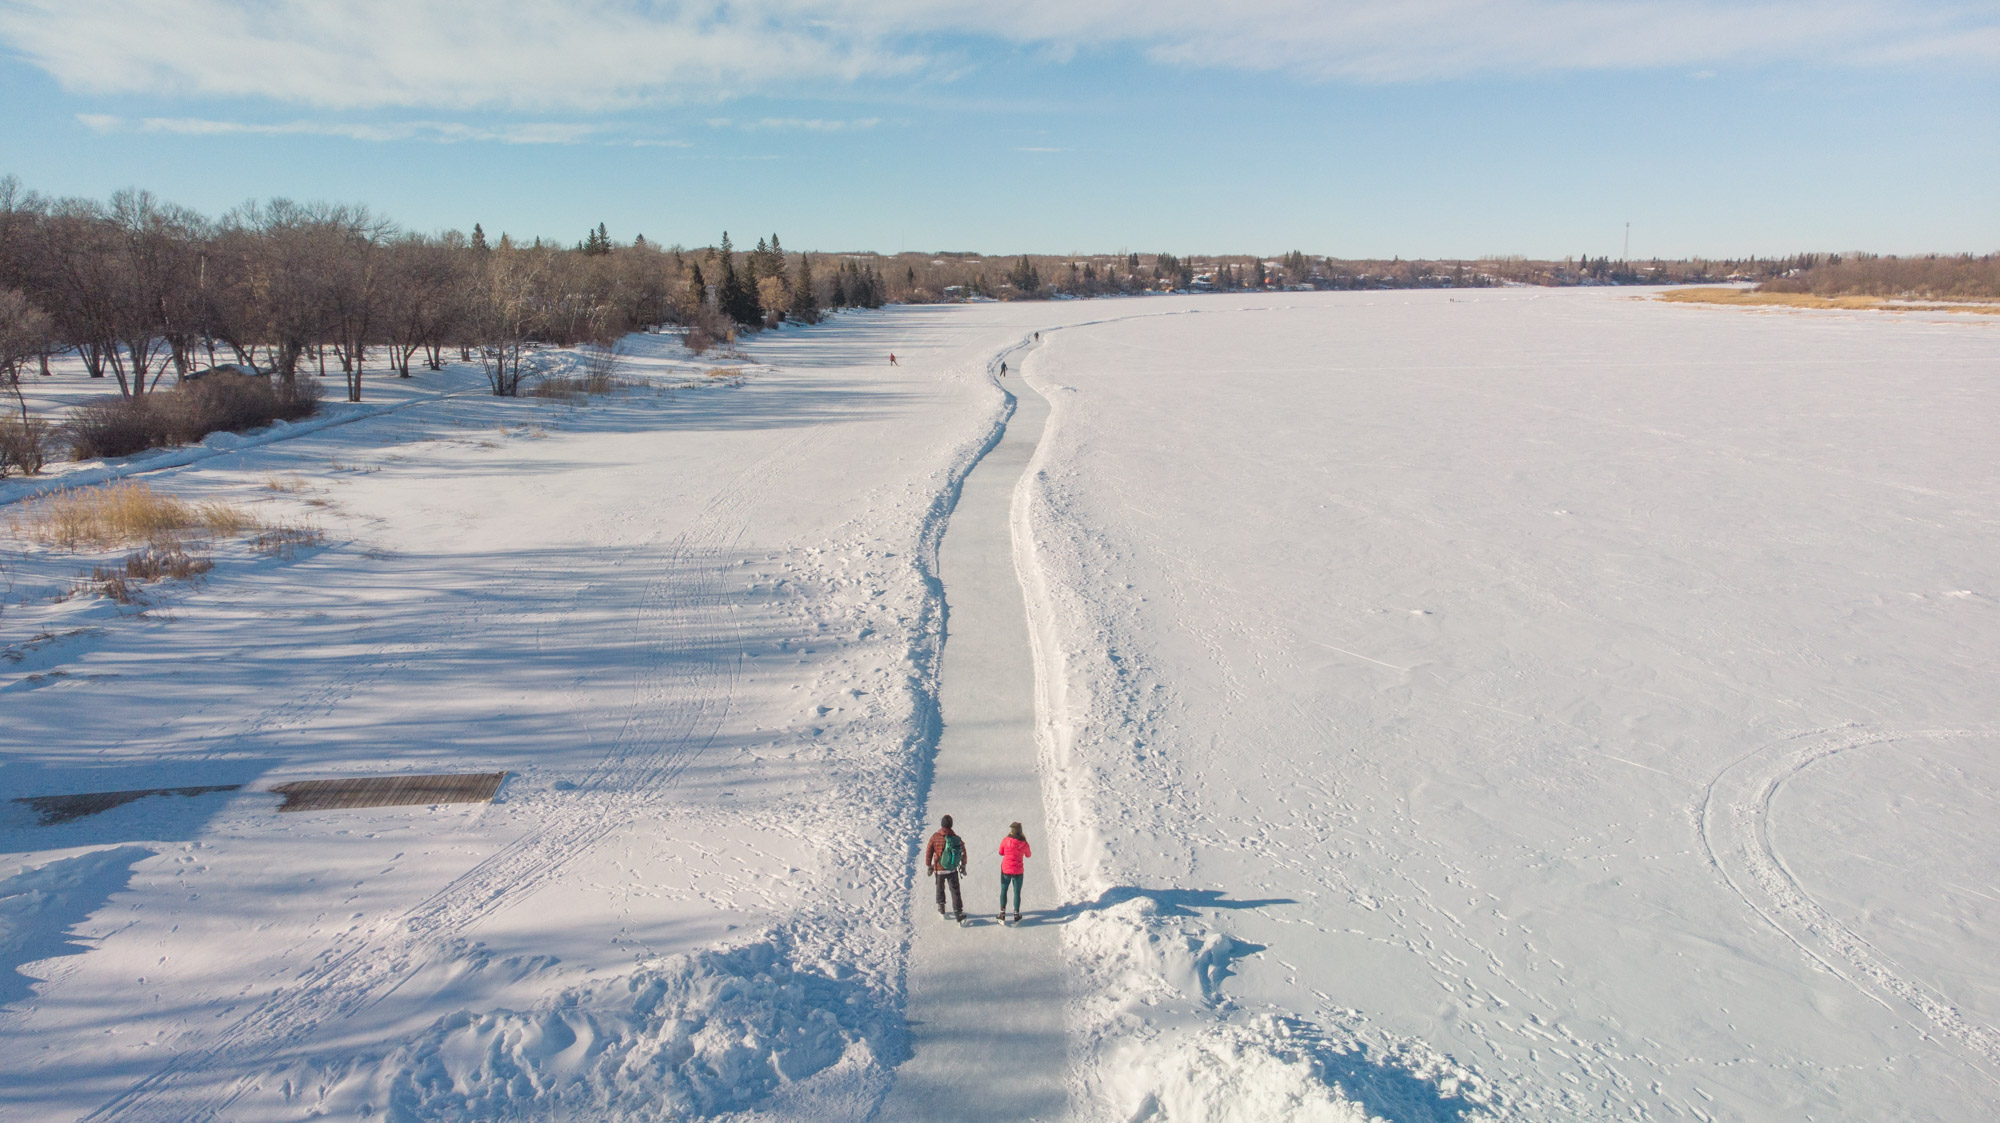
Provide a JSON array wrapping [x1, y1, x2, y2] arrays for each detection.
[[0, 846, 155, 1009]]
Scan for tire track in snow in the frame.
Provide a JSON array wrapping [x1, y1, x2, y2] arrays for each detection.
[[88, 424, 830, 1122], [1699, 725, 2000, 1084]]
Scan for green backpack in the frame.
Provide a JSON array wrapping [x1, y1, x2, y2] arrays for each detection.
[[938, 833, 964, 873]]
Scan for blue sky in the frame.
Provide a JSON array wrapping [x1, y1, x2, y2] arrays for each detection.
[[1, 1, 1995, 258]]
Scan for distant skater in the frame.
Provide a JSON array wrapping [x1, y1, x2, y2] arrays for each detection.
[[998, 822, 1031, 923], [925, 814, 966, 921], [999, 361, 1008, 377], [889, 352, 899, 366]]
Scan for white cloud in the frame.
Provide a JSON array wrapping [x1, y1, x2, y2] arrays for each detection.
[[75, 114, 606, 144], [8, 1, 1998, 112], [710, 116, 882, 131]]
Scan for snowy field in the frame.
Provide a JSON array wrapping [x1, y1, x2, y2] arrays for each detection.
[[0, 290, 1995, 1121], [1017, 292, 2000, 1121]]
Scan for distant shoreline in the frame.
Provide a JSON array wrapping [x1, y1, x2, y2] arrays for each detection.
[[1658, 288, 2000, 314]]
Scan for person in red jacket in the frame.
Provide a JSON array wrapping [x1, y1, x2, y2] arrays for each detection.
[[998, 822, 1032, 922], [924, 814, 966, 920]]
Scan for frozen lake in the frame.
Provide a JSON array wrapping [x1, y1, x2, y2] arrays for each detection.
[[1, 289, 1995, 1120], [1018, 289, 2000, 1120]]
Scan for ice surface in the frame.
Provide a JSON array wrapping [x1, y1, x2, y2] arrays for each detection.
[[1016, 290, 2000, 1119], [1, 292, 1994, 1120]]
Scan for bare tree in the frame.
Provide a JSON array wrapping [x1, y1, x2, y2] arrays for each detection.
[[477, 244, 547, 396], [0, 286, 53, 474]]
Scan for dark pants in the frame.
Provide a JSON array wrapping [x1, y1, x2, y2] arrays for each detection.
[[934, 871, 962, 915], [1000, 872, 1023, 913]]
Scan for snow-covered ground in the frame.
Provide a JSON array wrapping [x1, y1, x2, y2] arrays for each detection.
[[0, 313, 1049, 1120], [1018, 291, 2000, 1121], [1, 290, 1995, 1121]]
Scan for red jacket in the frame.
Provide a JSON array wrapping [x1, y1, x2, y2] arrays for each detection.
[[925, 829, 963, 873], [999, 836, 1031, 875]]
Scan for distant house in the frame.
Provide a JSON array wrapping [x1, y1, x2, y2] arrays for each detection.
[[184, 363, 269, 382]]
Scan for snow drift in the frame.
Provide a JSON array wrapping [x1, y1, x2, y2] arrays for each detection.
[[263, 931, 893, 1121]]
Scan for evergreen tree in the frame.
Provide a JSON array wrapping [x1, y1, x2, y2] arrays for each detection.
[[687, 262, 708, 309], [715, 232, 761, 326], [471, 223, 489, 252], [830, 268, 848, 308], [1008, 255, 1041, 295], [789, 253, 820, 323]]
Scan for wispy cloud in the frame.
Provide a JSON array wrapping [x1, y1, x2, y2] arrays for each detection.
[[76, 113, 608, 144], [10, 1, 1999, 113], [707, 116, 881, 131]]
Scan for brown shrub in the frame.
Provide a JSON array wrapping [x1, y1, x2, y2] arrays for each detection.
[[66, 374, 321, 461], [67, 397, 165, 460], [0, 414, 53, 476]]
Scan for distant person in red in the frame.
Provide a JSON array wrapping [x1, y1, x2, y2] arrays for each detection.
[[998, 822, 1031, 922], [924, 814, 966, 921], [889, 353, 899, 366]]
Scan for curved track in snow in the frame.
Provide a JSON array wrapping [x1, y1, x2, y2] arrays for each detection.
[[1699, 726, 2000, 1083]]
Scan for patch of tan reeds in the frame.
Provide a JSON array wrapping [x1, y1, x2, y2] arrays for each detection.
[[13, 481, 258, 551], [1659, 289, 2000, 314]]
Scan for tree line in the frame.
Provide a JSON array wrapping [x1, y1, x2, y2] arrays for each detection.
[[1756, 252, 1998, 300], [4, 173, 1987, 433], [0, 176, 889, 412]]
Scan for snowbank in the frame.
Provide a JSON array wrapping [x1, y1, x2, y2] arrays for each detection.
[[1066, 896, 1500, 1123], [264, 932, 892, 1121]]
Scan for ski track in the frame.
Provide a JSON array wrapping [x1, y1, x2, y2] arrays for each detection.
[[85, 422, 832, 1121], [1698, 725, 2000, 1084]]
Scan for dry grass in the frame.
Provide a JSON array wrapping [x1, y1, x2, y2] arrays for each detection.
[[250, 521, 325, 558], [14, 481, 260, 551], [1659, 288, 2000, 314], [73, 546, 213, 604], [75, 569, 140, 604], [120, 544, 215, 581], [263, 474, 311, 493]]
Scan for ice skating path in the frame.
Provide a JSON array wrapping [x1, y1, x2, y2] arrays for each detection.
[[877, 347, 1066, 1121]]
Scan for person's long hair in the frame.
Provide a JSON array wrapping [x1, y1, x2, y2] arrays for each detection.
[[1007, 822, 1026, 841]]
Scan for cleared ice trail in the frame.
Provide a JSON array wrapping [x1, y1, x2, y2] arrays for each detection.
[[878, 343, 1066, 1122]]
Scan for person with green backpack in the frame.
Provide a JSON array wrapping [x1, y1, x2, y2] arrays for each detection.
[[924, 814, 967, 921]]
